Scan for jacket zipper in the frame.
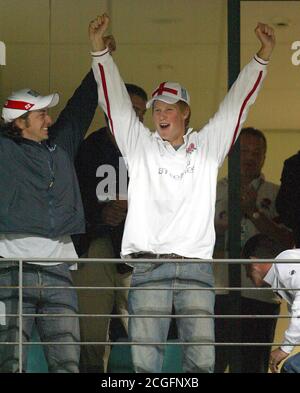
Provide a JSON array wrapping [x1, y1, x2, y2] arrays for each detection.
[[46, 147, 55, 235]]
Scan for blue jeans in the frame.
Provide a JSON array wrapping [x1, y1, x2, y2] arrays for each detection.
[[281, 352, 300, 373], [0, 263, 80, 373], [128, 262, 215, 373]]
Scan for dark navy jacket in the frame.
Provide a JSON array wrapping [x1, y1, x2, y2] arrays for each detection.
[[0, 70, 97, 238]]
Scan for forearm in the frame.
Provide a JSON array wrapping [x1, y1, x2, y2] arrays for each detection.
[[90, 35, 106, 52], [50, 70, 98, 157], [281, 308, 300, 354], [257, 46, 273, 61]]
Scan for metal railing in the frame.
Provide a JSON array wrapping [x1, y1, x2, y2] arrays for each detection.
[[0, 257, 299, 372]]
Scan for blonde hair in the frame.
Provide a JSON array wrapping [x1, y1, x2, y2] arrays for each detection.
[[176, 101, 191, 129]]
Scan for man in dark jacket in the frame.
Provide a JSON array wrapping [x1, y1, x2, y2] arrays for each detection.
[[276, 151, 300, 247], [0, 34, 114, 372]]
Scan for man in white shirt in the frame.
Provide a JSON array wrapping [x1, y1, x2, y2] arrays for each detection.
[[89, 13, 275, 373], [247, 248, 300, 373]]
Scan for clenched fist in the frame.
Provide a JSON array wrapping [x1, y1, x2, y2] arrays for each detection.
[[255, 22, 276, 61], [89, 13, 113, 52]]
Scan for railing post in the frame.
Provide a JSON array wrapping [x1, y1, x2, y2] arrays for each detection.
[[18, 260, 23, 373], [227, 0, 242, 373]]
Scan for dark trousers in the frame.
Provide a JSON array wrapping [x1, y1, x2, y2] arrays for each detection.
[[214, 295, 280, 373]]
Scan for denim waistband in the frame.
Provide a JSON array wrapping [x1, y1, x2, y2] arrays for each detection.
[[130, 252, 196, 260]]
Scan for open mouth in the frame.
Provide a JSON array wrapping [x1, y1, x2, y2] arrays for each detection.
[[160, 123, 170, 130]]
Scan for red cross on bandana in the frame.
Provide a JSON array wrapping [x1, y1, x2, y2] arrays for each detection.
[[152, 82, 178, 98], [4, 100, 35, 111]]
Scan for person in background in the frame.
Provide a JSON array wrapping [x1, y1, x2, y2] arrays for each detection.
[[214, 127, 293, 372], [247, 247, 300, 373]]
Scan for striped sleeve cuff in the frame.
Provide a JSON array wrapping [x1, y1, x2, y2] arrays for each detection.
[[91, 48, 110, 57], [254, 54, 269, 65]]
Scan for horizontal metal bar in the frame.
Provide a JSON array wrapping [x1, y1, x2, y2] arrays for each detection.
[[0, 341, 299, 347], [0, 286, 297, 291], [0, 313, 293, 319], [1, 258, 300, 263]]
